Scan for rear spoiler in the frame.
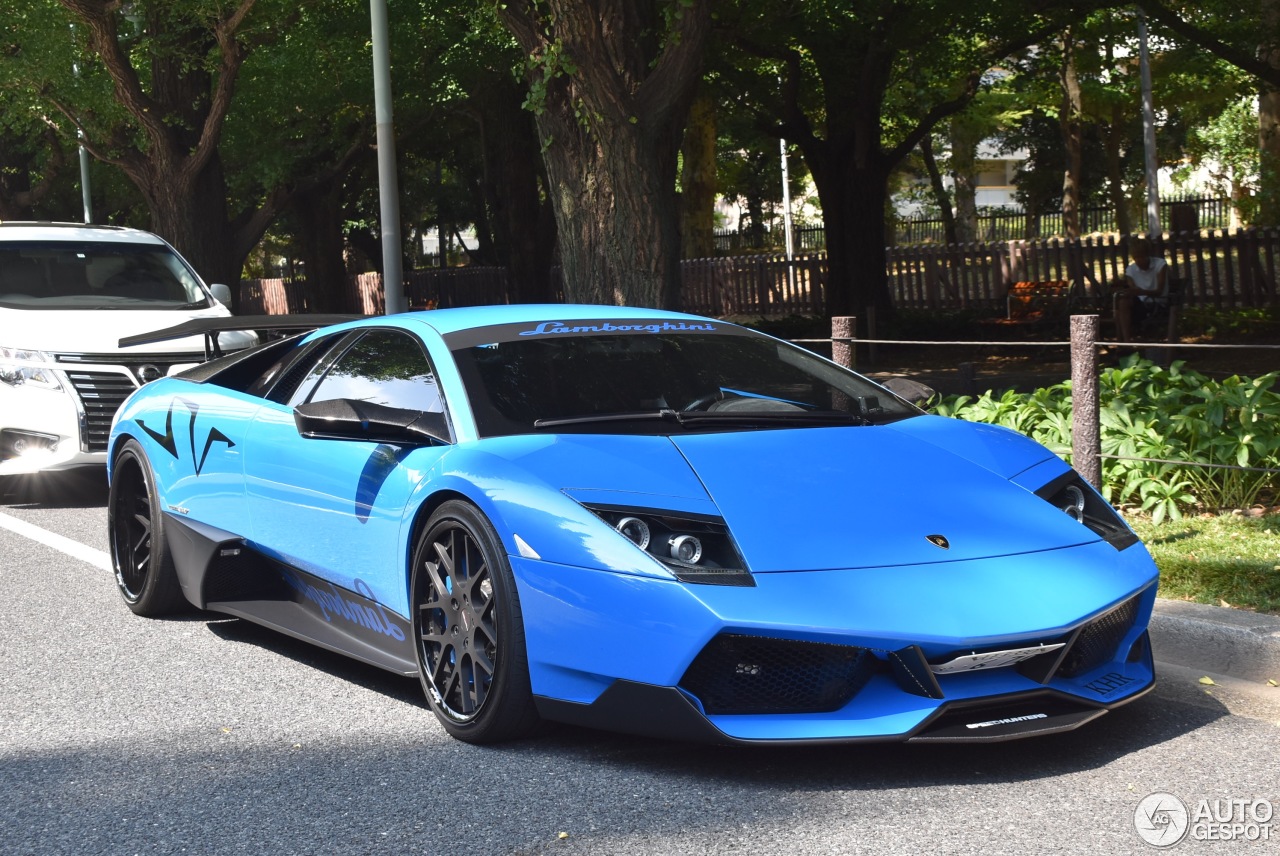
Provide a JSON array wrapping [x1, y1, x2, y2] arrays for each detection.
[[118, 314, 366, 359]]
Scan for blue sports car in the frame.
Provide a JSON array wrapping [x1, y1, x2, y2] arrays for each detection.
[[107, 305, 1157, 744]]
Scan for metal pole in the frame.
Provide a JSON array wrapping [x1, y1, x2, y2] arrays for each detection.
[[370, 0, 405, 314], [780, 136, 795, 292], [78, 139, 92, 224], [1138, 10, 1161, 236], [71, 25, 92, 223]]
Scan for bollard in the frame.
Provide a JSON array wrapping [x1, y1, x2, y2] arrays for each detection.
[[832, 316, 856, 370], [1070, 315, 1101, 489]]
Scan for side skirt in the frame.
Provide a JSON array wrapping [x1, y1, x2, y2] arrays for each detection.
[[163, 513, 417, 677]]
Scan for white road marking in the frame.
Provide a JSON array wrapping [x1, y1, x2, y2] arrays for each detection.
[[0, 511, 112, 571]]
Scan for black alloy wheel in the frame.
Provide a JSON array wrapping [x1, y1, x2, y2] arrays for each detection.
[[410, 500, 539, 743], [108, 439, 185, 616]]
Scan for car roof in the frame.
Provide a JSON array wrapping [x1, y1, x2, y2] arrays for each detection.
[[0, 222, 168, 245], [398, 304, 720, 337]]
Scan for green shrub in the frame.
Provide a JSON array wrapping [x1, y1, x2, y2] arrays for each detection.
[[933, 356, 1280, 521]]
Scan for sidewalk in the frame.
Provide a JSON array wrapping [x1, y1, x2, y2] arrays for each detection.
[[1150, 598, 1280, 684]]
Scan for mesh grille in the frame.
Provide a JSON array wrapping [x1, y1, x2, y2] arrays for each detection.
[[1056, 596, 1140, 678], [63, 370, 138, 451], [680, 634, 875, 715], [54, 353, 195, 452]]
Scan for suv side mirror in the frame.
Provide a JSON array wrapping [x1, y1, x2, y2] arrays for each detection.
[[209, 283, 232, 306], [881, 377, 936, 409]]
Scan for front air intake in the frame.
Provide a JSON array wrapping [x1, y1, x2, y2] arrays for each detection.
[[1055, 596, 1140, 678], [680, 634, 875, 715]]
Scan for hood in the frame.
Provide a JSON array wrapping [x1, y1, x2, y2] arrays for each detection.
[[477, 433, 715, 512], [480, 418, 1094, 573], [0, 304, 255, 355], [668, 418, 1091, 571]]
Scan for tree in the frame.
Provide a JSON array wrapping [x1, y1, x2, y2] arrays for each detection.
[[1139, 0, 1280, 223], [720, 0, 1089, 320], [3, 0, 377, 305], [495, 0, 712, 308]]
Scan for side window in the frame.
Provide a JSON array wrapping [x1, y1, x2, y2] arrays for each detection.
[[265, 332, 354, 405], [306, 329, 444, 413]]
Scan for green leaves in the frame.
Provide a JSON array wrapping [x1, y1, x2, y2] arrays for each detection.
[[938, 356, 1280, 519]]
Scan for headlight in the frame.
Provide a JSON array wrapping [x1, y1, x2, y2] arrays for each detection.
[[585, 504, 753, 586], [1036, 472, 1139, 551], [0, 346, 62, 391]]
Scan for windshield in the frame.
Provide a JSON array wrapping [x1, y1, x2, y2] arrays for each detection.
[[0, 240, 212, 310], [446, 319, 920, 437]]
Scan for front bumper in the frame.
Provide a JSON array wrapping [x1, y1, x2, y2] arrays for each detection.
[[513, 540, 1159, 743], [0, 382, 103, 474]]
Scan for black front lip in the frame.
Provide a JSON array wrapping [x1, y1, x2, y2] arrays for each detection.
[[533, 677, 1156, 746]]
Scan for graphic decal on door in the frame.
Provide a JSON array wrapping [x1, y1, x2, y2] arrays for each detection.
[[138, 397, 235, 475]]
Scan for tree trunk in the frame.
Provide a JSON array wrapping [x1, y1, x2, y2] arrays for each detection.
[[292, 181, 348, 313], [1105, 102, 1133, 237], [920, 134, 958, 245], [949, 118, 981, 244], [474, 75, 557, 303], [680, 90, 718, 259], [1260, 0, 1280, 226], [807, 150, 893, 321], [497, 0, 710, 310], [537, 118, 676, 306]]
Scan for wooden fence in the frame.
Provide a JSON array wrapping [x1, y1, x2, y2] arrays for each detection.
[[239, 228, 1279, 317]]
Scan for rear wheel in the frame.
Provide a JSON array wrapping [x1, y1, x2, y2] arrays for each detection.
[[410, 500, 540, 743], [108, 439, 186, 616]]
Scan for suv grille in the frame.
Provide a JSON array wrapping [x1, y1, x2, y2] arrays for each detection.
[[54, 352, 196, 452]]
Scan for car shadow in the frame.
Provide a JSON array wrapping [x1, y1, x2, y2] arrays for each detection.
[[197, 611, 1228, 787], [204, 614, 427, 707]]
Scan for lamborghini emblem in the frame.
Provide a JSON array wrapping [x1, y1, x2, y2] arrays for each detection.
[[926, 534, 950, 550]]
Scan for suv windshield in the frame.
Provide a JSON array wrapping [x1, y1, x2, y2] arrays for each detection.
[[446, 319, 919, 437], [0, 240, 212, 310]]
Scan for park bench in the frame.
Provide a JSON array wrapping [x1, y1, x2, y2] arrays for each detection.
[[1005, 280, 1073, 324]]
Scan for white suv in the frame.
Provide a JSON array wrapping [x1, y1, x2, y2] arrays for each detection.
[[0, 222, 256, 474]]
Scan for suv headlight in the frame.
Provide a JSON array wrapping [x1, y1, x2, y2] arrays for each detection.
[[0, 347, 62, 391], [1036, 472, 1139, 551], [583, 504, 754, 586]]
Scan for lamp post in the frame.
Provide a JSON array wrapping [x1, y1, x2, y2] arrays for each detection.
[[370, 0, 405, 314], [1139, 9, 1161, 236]]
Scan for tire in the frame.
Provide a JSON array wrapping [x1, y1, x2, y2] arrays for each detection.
[[410, 500, 540, 743], [108, 439, 186, 616]]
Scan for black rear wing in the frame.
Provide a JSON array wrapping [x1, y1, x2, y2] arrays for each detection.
[[118, 314, 366, 359]]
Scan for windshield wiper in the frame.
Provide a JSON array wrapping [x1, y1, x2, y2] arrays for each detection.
[[533, 408, 867, 430], [675, 410, 865, 426], [533, 409, 681, 429]]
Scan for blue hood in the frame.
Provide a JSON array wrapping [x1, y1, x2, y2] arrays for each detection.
[[477, 416, 1093, 573], [669, 417, 1089, 571]]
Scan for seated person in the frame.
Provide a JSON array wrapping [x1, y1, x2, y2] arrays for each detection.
[[1114, 236, 1168, 341]]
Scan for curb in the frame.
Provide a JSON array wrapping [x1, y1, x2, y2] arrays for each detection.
[[1149, 598, 1280, 684]]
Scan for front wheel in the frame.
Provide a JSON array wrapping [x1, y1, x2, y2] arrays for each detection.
[[410, 500, 540, 743], [108, 439, 186, 616]]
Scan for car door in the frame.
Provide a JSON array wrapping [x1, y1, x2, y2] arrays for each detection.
[[242, 326, 452, 618]]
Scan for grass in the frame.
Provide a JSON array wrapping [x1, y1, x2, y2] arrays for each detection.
[[1127, 511, 1280, 615]]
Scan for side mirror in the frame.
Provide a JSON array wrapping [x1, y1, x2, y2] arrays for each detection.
[[209, 283, 232, 306], [881, 377, 936, 408], [294, 398, 451, 446]]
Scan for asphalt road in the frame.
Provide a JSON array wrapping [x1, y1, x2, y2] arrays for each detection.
[[1, 472, 1277, 856]]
